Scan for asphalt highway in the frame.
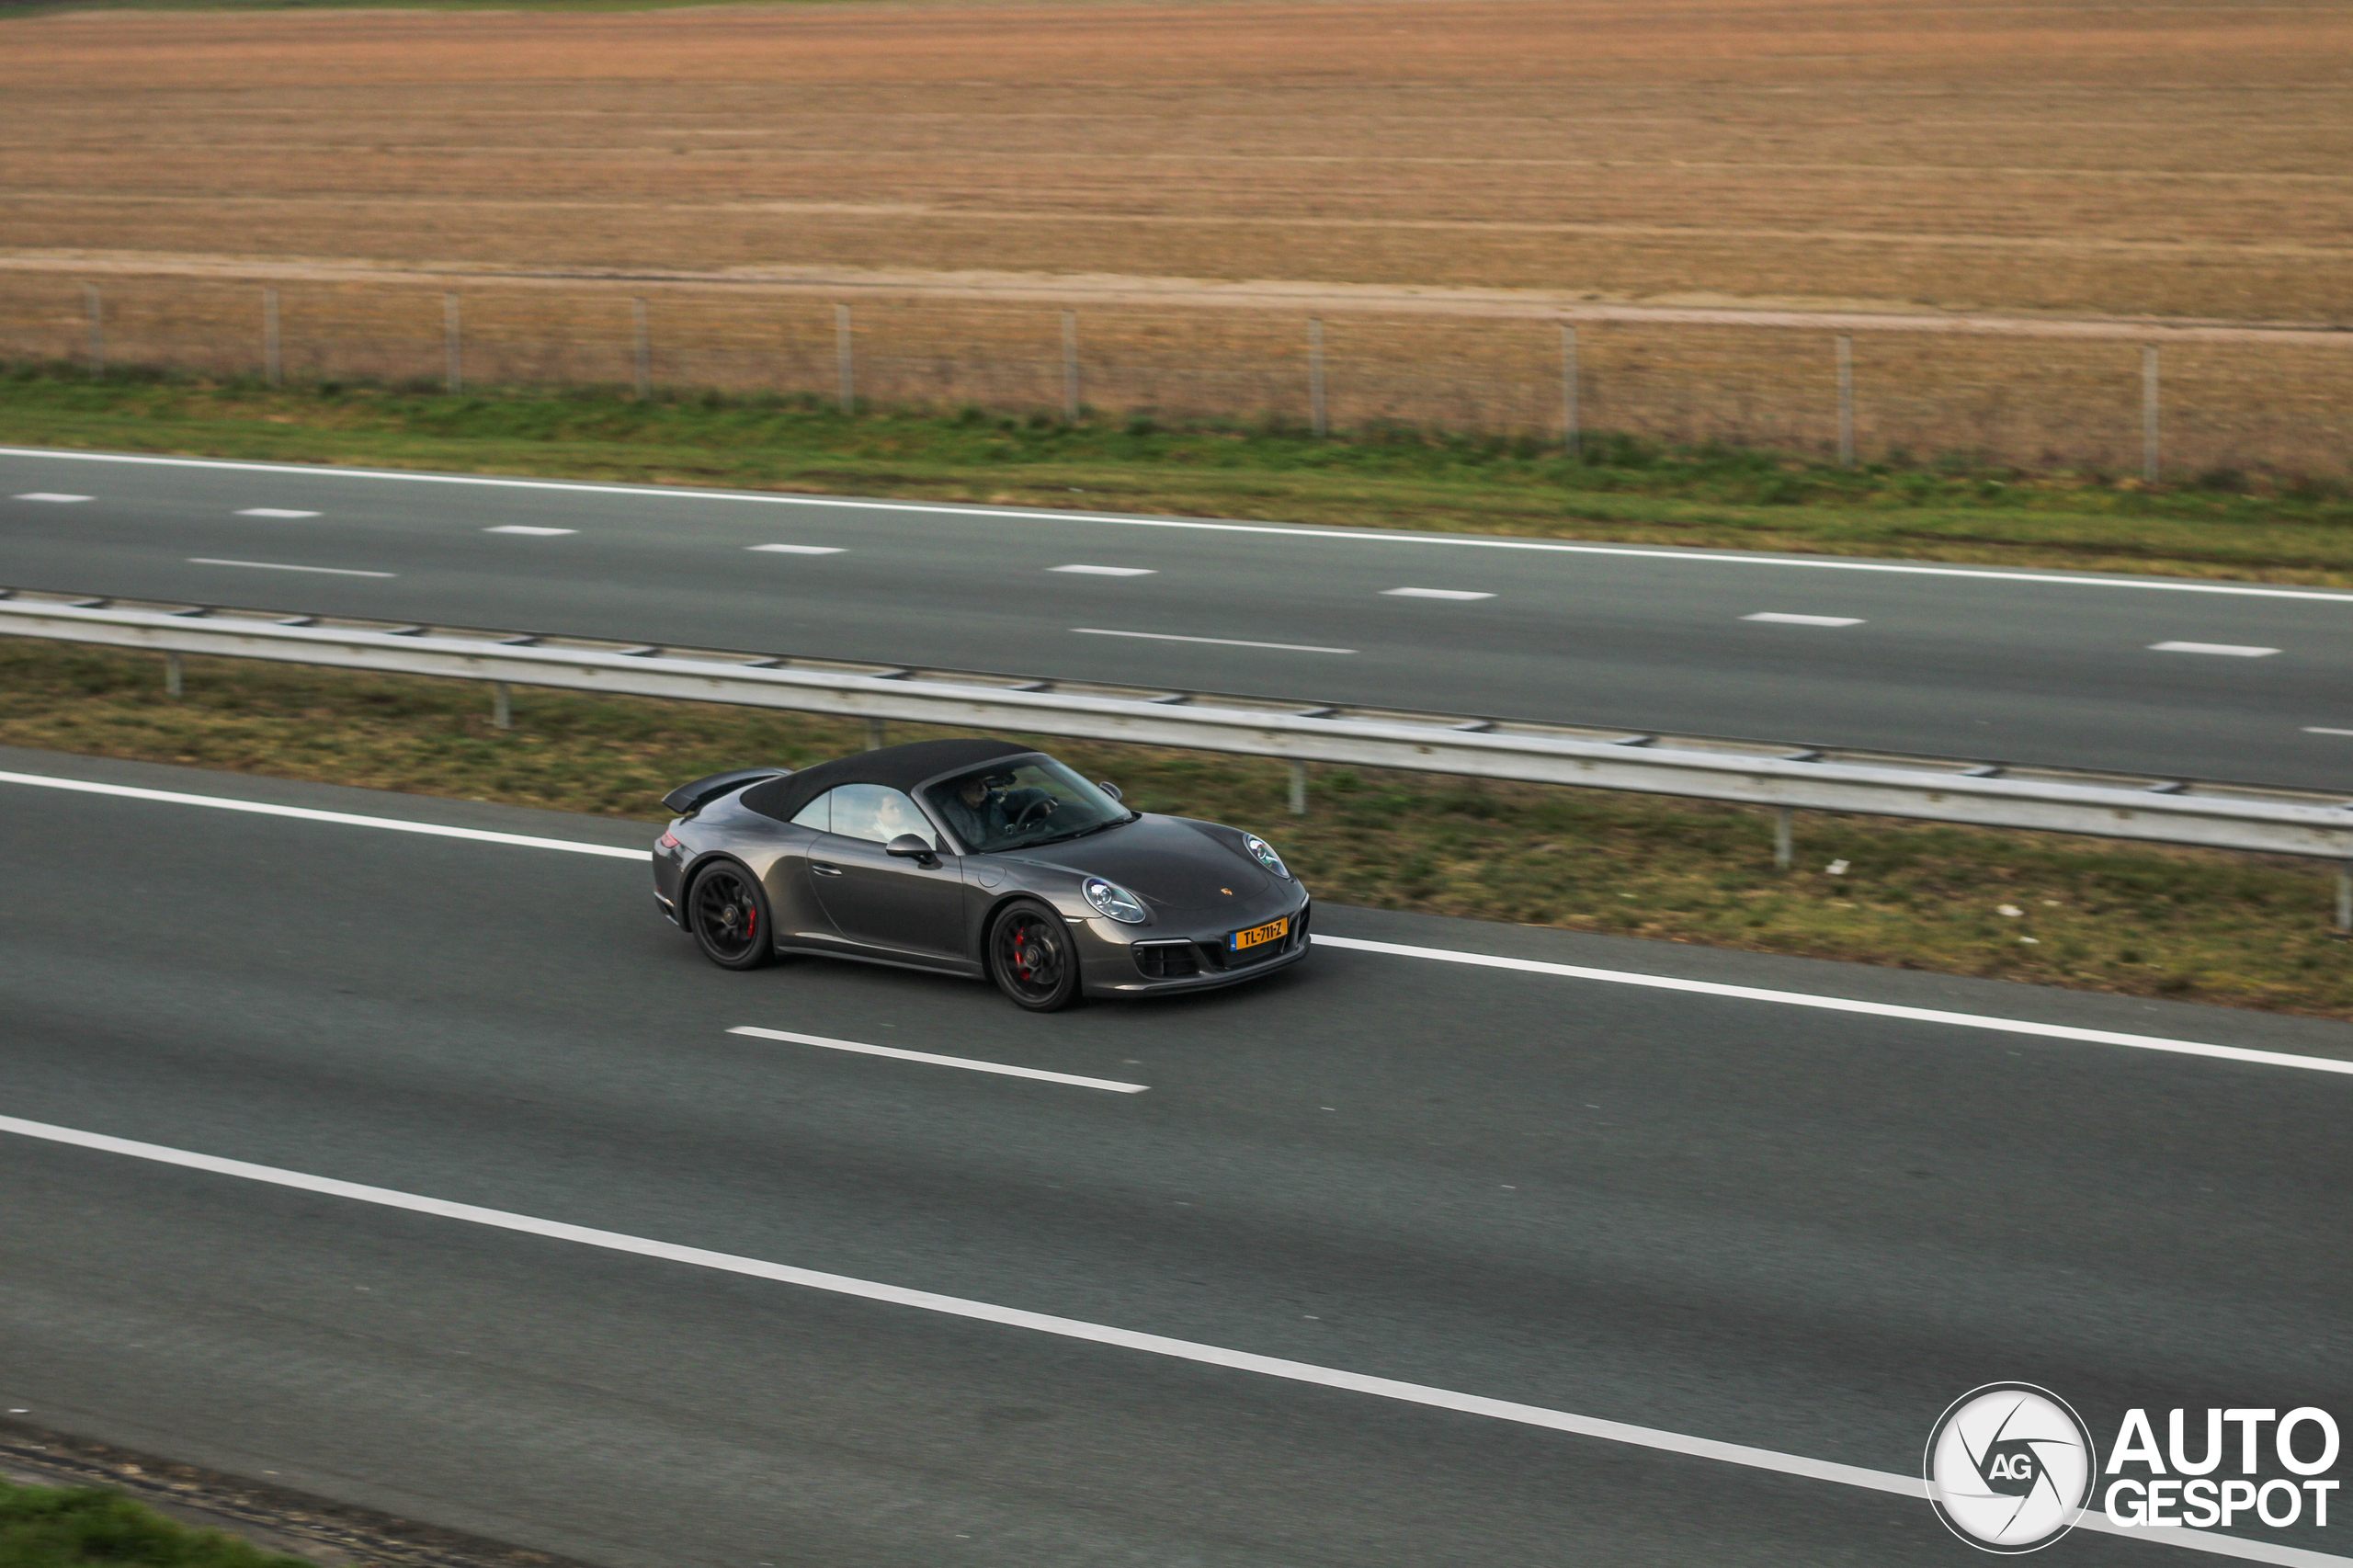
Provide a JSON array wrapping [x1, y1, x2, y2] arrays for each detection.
[[2, 748, 2347, 1568], [4, 448, 2351, 790]]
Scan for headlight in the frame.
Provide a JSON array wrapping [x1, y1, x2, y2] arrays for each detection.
[[1244, 834, 1290, 880], [1082, 877, 1148, 924]]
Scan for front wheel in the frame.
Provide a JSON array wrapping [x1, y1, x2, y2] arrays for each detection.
[[986, 900, 1081, 1012], [688, 860, 775, 971]]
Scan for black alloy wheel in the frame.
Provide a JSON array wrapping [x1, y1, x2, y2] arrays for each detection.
[[987, 900, 1081, 1012], [688, 862, 775, 971]]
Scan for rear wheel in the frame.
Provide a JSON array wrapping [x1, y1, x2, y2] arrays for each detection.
[[987, 900, 1081, 1012], [688, 861, 775, 971]]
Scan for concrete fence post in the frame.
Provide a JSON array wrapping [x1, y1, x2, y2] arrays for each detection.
[[165, 652, 184, 699], [632, 298, 652, 398], [1061, 309, 1079, 423], [263, 288, 282, 389], [865, 717, 886, 751], [1774, 807, 1794, 870], [2337, 861, 2350, 935], [491, 681, 512, 731], [2143, 345, 2161, 483], [84, 284, 103, 379], [1288, 761, 1308, 816], [1308, 317, 1327, 437], [1561, 323, 1581, 457], [835, 304, 854, 415], [1836, 335, 1855, 468], [443, 293, 462, 394]]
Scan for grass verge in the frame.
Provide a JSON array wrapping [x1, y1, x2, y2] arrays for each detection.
[[7, 638, 2347, 1017], [0, 1478, 305, 1568], [5, 367, 2352, 585]]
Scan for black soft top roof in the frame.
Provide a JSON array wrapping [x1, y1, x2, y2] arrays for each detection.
[[740, 737, 1039, 824]]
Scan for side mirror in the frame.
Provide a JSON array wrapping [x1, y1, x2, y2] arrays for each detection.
[[1097, 780, 1123, 801], [885, 833, 941, 868]]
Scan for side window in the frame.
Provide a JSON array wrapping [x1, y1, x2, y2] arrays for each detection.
[[789, 790, 830, 832], [825, 784, 934, 845]]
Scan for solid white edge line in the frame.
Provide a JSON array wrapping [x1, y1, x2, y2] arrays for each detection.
[[188, 558, 396, 578], [0, 1112, 2334, 1566], [729, 1026, 1148, 1092], [2304, 728, 2353, 737], [0, 771, 645, 859], [11, 767, 2346, 1080], [9, 447, 2351, 603], [1072, 628, 1358, 654], [1311, 936, 2353, 1076]]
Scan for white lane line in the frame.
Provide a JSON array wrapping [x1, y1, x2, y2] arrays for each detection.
[[1744, 612, 1864, 627], [2150, 641, 2279, 657], [1073, 628, 1357, 654], [236, 507, 320, 519], [13, 448, 2351, 605], [1313, 935, 2353, 1077], [0, 1113, 2331, 1566], [12, 767, 2347, 1083], [1051, 564, 1157, 576], [485, 525, 576, 537], [188, 558, 395, 578], [13, 492, 90, 503], [729, 1026, 1148, 1093], [0, 772, 645, 859], [1383, 587, 1495, 600], [2304, 727, 2353, 737], [748, 542, 846, 555]]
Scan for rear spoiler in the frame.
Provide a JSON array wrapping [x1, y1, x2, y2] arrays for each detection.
[[661, 767, 788, 816]]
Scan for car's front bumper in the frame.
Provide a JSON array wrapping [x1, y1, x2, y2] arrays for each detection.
[[1076, 892, 1313, 997]]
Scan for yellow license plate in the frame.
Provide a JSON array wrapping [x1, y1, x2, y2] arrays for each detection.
[[1230, 916, 1289, 951]]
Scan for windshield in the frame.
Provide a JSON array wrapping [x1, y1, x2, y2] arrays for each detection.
[[927, 757, 1131, 853]]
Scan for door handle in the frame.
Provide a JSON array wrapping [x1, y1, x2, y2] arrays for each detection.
[[811, 862, 844, 877]]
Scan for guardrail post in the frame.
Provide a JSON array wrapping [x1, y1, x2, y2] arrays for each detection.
[[2337, 861, 2350, 934], [1308, 317, 1328, 437], [632, 298, 652, 398], [263, 288, 282, 389], [1561, 324, 1580, 458], [1774, 807, 1793, 869], [1288, 760, 1308, 815], [165, 652, 183, 699], [1062, 310, 1079, 423], [2143, 345, 2161, 483], [444, 293, 462, 394], [84, 284, 103, 379], [835, 304, 854, 415], [865, 717, 886, 750], [491, 681, 512, 731]]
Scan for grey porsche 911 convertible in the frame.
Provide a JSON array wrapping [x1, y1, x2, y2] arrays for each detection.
[[652, 737, 1310, 1009]]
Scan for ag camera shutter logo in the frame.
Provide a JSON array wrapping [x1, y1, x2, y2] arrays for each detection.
[[1925, 1383, 2097, 1552]]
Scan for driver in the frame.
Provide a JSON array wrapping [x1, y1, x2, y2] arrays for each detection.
[[949, 771, 1055, 846]]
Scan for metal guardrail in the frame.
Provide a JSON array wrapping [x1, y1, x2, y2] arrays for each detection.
[[5, 588, 2351, 874]]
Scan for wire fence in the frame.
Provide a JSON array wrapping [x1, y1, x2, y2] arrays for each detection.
[[4, 272, 2348, 480]]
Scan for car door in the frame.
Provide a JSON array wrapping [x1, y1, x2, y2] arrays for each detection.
[[806, 783, 967, 966]]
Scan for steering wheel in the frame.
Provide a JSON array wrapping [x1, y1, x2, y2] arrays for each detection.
[[1011, 795, 1058, 830]]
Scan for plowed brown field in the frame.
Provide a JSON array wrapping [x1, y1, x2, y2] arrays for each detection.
[[2, 0, 2349, 469]]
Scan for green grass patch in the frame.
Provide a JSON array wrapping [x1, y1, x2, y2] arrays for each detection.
[[7, 637, 2347, 1017], [0, 1479, 305, 1568], [5, 364, 2351, 584]]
